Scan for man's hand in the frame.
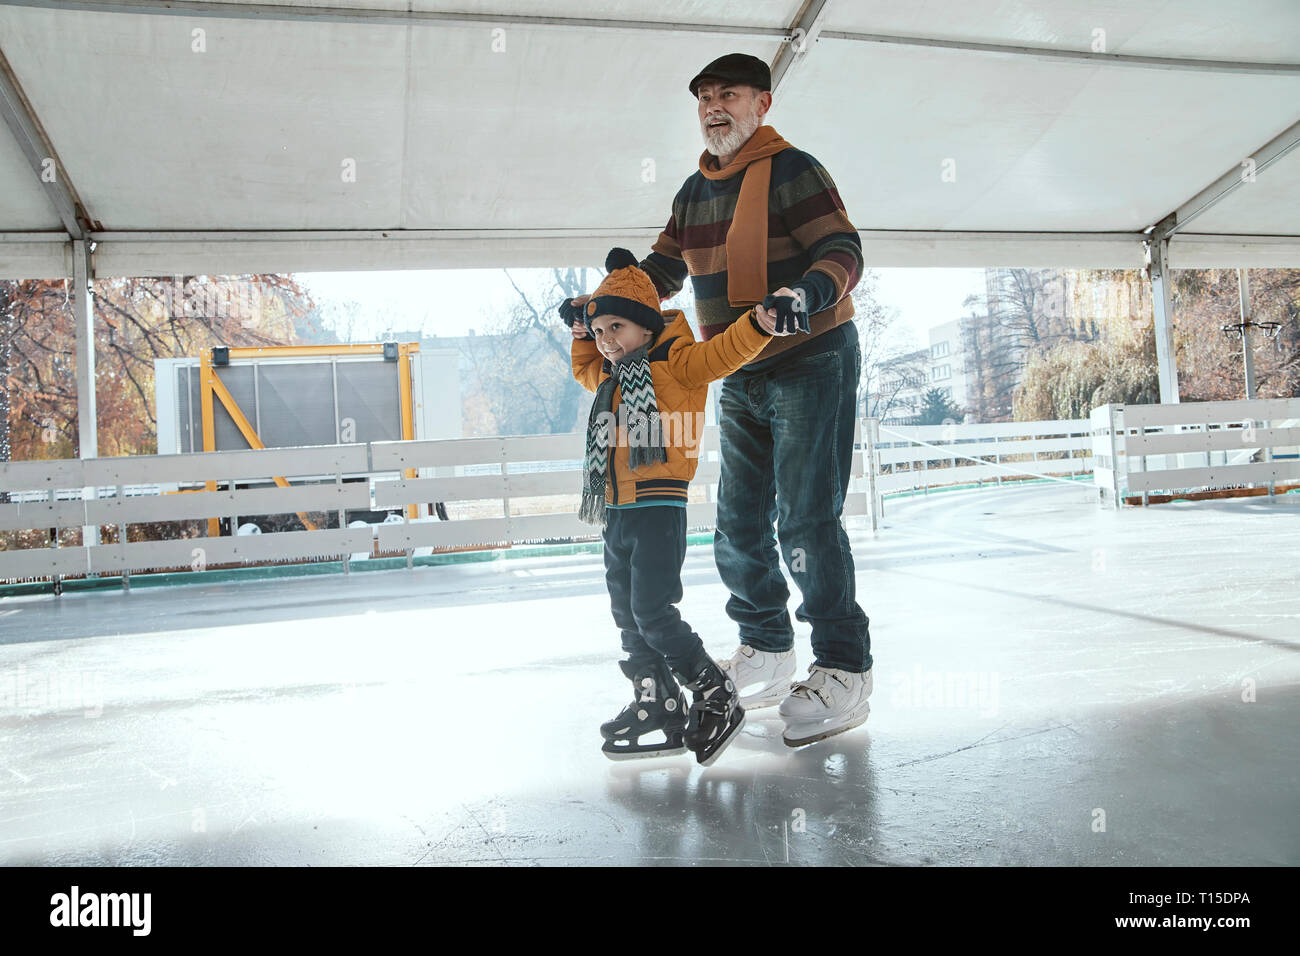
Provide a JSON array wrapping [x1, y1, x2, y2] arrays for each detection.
[[758, 287, 810, 335]]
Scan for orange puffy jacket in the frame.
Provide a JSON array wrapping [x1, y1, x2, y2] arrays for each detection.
[[571, 308, 770, 507]]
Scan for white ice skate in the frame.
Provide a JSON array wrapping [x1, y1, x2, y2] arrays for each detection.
[[778, 665, 873, 747], [716, 645, 796, 710]]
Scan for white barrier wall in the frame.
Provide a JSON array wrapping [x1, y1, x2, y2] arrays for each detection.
[[1091, 398, 1300, 506], [871, 419, 1094, 498], [0, 425, 869, 585]]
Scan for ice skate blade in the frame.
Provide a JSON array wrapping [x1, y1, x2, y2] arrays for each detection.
[[782, 707, 870, 749], [602, 744, 688, 762], [737, 683, 792, 710], [696, 711, 747, 767]]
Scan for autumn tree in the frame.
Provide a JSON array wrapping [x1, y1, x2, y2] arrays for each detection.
[[1014, 332, 1160, 421], [1168, 268, 1299, 402], [0, 274, 314, 463]]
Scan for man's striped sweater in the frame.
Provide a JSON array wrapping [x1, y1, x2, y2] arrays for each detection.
[[640, 145, 864, 370]]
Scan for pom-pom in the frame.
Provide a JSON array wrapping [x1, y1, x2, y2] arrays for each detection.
[[605, 247, 638, 273]]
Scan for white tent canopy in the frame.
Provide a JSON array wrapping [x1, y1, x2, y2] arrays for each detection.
[[1, 0, 1299, 442], [1, 0, 1299, 280]]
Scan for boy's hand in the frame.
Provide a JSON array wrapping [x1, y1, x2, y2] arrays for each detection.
[[753, 307, 779, 335], [558, 294, 592, 329], [570, 321, 591, 340]]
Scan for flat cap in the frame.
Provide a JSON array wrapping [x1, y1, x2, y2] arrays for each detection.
[[688, 53, 771, 97]]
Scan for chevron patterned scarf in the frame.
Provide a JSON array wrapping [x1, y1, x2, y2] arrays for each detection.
[[579, 344, 668, 526]]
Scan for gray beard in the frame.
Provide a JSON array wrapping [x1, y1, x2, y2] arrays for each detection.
[[703, 112, 759, 159]]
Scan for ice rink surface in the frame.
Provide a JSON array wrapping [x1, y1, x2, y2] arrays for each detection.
[[2, 484, 1298, 866]]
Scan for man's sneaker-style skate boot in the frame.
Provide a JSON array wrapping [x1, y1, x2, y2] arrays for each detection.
[[600, 659, 688, 761], [778, 665, 873, 748], [674, 658, 746, 766], [716, 645, 796, 710]]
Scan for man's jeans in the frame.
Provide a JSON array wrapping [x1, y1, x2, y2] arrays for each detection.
[[714, 326, 872, 673]]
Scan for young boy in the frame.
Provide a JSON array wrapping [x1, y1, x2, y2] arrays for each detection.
[[561, 247, 778, 765]]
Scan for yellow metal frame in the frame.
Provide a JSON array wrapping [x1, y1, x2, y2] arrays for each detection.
[[395, 342, 418, 520], [196, 342, 423, 535]]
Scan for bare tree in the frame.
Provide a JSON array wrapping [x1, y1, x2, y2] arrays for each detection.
[[459, 267, 600, 436], [851, 270, 926, 420]]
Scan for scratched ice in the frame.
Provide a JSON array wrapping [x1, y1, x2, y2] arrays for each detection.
[[2, 485, 1298, 865]]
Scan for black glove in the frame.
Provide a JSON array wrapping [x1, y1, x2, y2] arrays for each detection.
[[558, 298, 587, 329], [761, 293, 810, 334]]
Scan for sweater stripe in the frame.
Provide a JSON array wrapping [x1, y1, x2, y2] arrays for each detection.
[[637, 147, 862, 360]]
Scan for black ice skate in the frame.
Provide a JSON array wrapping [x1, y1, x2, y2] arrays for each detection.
[[600, 659, 688, 761], [675, 658, 746, 766]]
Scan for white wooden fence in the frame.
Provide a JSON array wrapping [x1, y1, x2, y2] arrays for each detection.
[[871, 419, 1094, 498], [1092, 398, 1300, 507], [20, 402, 1287, 588], [0, 423, 874, 586]]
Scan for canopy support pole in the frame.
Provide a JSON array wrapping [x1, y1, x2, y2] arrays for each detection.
[[72, 238, 100, 546]]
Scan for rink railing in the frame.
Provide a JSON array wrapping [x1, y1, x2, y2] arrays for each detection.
[[0, 423, 874, 587], [1091, 398, 1300, 507], [868, 419, 1093, 504], [1, 415, 1113, 588]]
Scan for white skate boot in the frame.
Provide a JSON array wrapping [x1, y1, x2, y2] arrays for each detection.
[[778, 665, 873, 747], [716, 645, 796, 710]]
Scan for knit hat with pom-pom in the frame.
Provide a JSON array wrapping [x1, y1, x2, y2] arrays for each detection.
[[584, 247, 665, 336]]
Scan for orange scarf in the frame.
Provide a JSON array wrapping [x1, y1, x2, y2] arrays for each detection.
[[698, 125, 793, 307]]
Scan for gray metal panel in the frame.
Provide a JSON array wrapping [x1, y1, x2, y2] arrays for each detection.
[[0, 499, 87, 530], [370, 438, 505, 470], [504, 472, 583, 498], [373, 475, 503, 508], [369, 470, 593, 507], [256, 363, 337, 448], [335, 360, 401, 444], [418, 349, 463, 440], [85, 528, 374, 574], [0, 545, 88, 580], [1127, 458, 1300, 493], [178, 364, 194, 453], [377, 518, 509, 550], [84, 481, 371, 525], [212, 365, 257, 450], [83, 444, 369, 484], [501, 433, 586, 462], [0, 458, 85, 491], [152, 358, 179, 455], [1128, 426, 1300, 456], [1122, 398, 1300, 427], [508, 513, 593, 542]]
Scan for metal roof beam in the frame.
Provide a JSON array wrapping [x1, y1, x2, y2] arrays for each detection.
[[0, 44, 92, 238], [1153, 118, 1300, 238], [0, 1, 788, 39], [1137, 118, 1300, 405], [3, 1, 1298, 77], [771, 0, 832, 95], [818, 30, 1300, 76]]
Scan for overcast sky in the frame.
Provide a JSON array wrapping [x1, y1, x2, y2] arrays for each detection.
[[296, 266, 987, 349]]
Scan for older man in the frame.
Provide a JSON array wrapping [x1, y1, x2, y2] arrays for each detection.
[[569, 53, 872, 747]]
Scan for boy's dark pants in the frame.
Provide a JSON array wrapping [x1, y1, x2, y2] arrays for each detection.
[[603, 505, 711, 683]]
